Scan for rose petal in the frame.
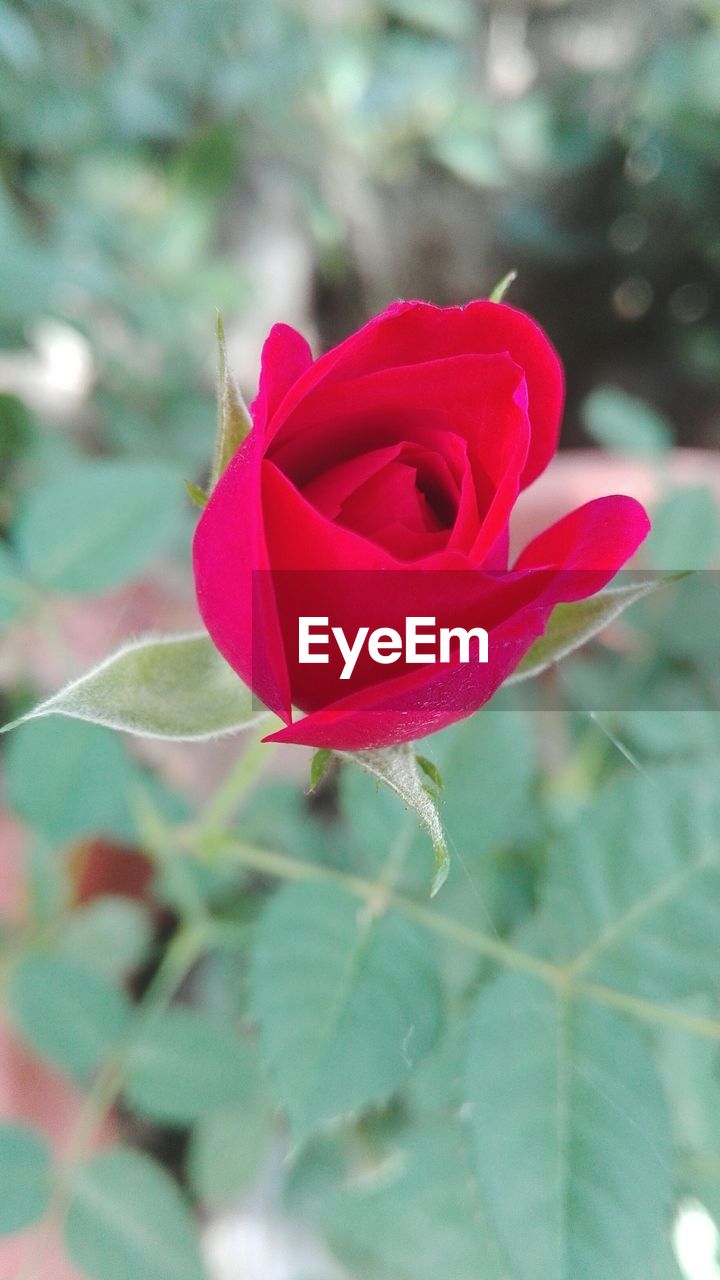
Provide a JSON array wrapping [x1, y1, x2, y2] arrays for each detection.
[[302, 444, 405, 521], [514, 495, 651, 582], [263, 497, 650, 748], [250, 323, 314, 434], [264, 300, 562, 488], [193, 436, 292, 720], [270, 352, 530, 565]]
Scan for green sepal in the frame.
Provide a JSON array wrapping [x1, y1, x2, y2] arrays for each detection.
[[340, 743, 450, 897], [211, 313, 253, 489], [489, 269, 517, 303], [184, 480, 209, 510], [308, 748, 333, 793]]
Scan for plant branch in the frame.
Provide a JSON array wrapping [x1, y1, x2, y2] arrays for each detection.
[[209, 836, 564, 985], [211, 834, 720, 1043], [13, 923, 207, 1280], [195, 729, 272, 836]]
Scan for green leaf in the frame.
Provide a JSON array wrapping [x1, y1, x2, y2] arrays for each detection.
[[124, 1010, 259, 1125], [9, 954, 131, 1084], [582, 386, 672, 454], [465, 973, 673, 1280], [320, 1122, 505, 1280], [540, 762, 720, 998], [188, 1102, 270, 1207], [2, 632, 272, 740], [340, 743, 450, 895], [658, 1015, 720, 1222], [187, 1046, 270, 1205], [489, 268, 518, 303], [404, 1019, 468, 1115], [0, 1125, 51, 1237], [66, 1147, 207, 1280], [211, 314, 252, 489], [59, 898, 153, 981], [3, 718, 138, 843], [507, 575, 676, 686], [647, 486, 720, 569], [250, 881, 443, 1139], [13, 460, 184, 594]]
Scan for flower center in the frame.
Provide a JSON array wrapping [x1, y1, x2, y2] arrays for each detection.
[[301, 441, 460, 558]]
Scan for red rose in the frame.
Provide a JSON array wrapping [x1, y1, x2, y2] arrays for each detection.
[[193, 300, 649, 749]]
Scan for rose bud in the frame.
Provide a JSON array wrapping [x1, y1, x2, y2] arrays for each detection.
[[193, 300, 649, 750]]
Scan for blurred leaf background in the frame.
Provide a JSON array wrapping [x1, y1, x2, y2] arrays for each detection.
[[2, 1, 720, 1278]]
